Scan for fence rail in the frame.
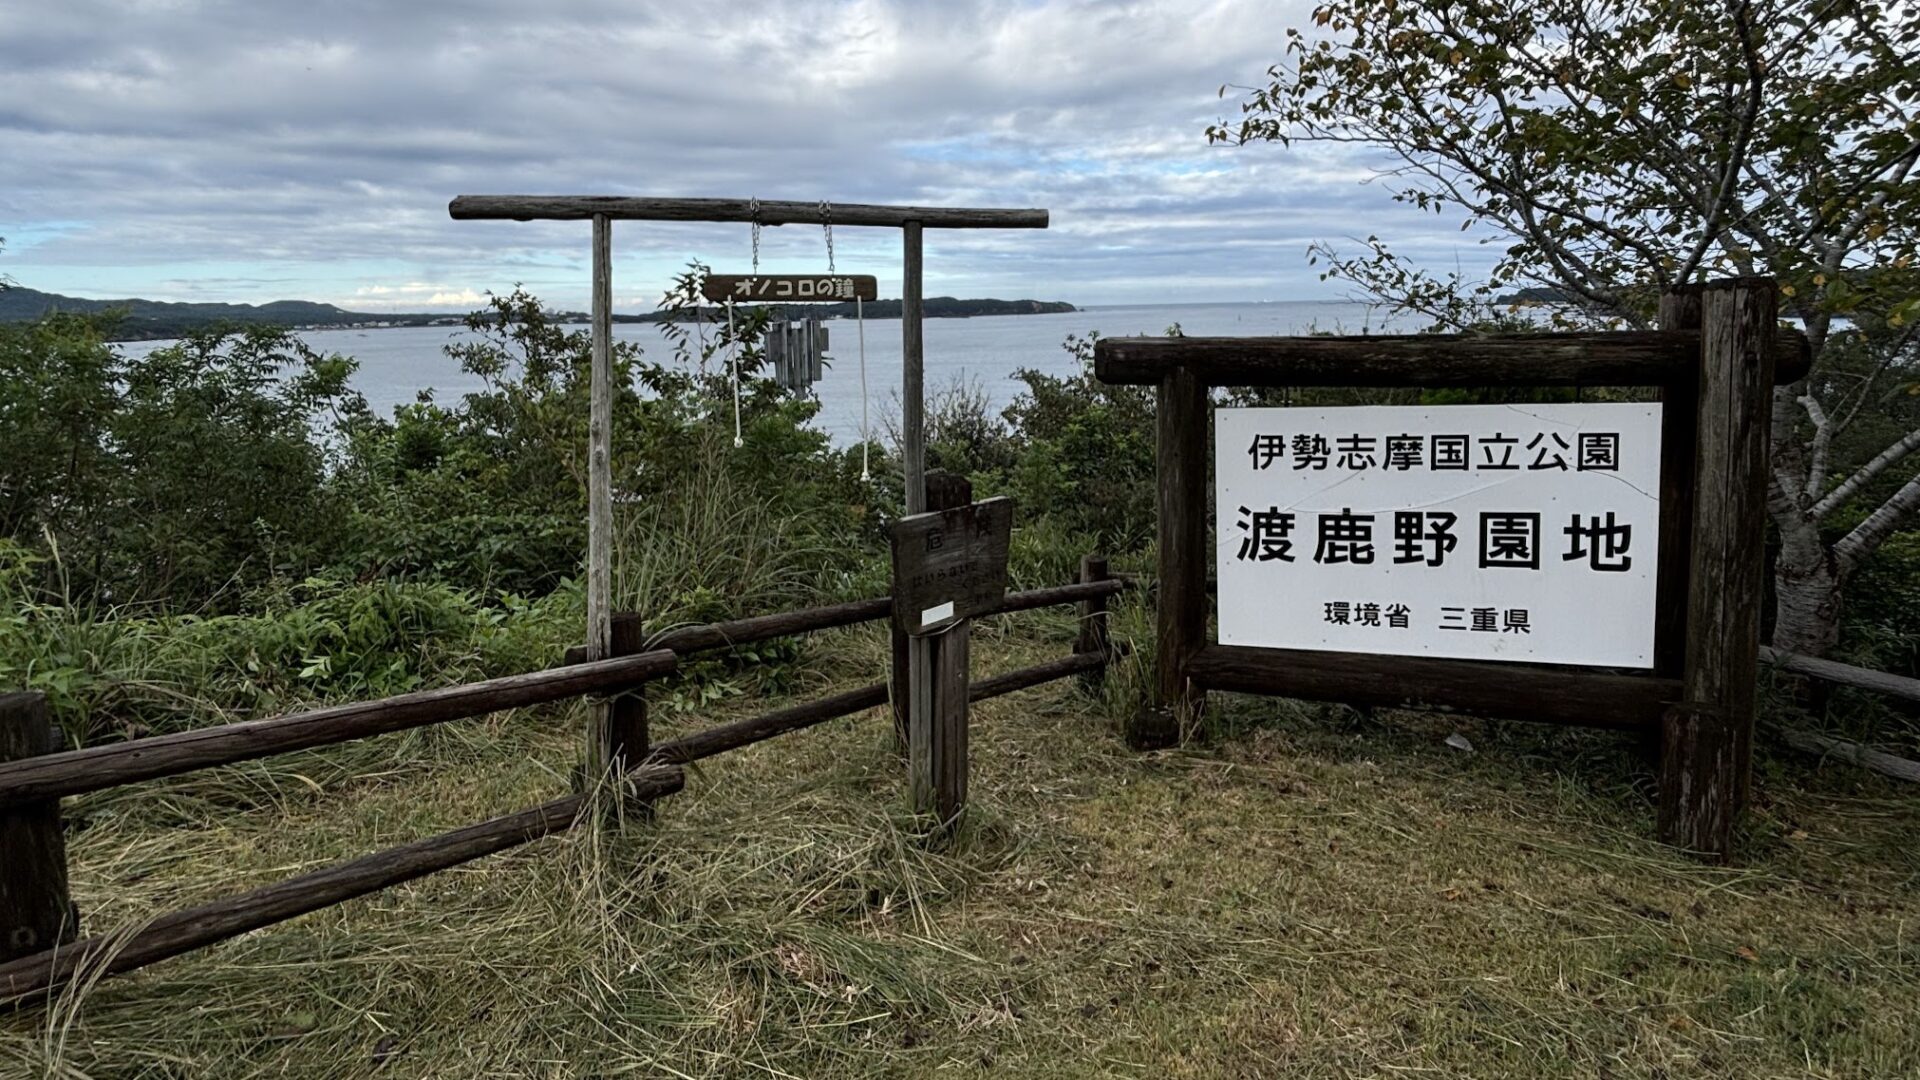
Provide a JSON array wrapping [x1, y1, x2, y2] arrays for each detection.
[[0, 767, 686, 1004], [0, 557, 1129, 1007], [0, 650, 679, 810]]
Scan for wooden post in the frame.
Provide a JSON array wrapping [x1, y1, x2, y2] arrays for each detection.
[[607, 617, 650, 814], [1133, 367, 1206, 748], [898, 472, 977, 835], [586, 213, 616, 782], [0, 693, 76, 963], [902, 222, 926, 515], [1659, 277, 1776, 859], [892, 472, 969, 749], [1076, 554, 1113, 691], [1649, 286, 1703, 764]]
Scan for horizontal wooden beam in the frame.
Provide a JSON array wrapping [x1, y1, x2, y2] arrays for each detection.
[[1186, 644, 1676, 730], [1094, 328, 1812, 388], [648, 683, 890, 765], [1759, 646, 1920, 706], [449, 196, 1049, 230], [979, 579, 1124, 619], [0, 767, 684, 1006], [970, 652, 1104, 702], [563, 580, 1129, 666], [0, 651, 678, 809]]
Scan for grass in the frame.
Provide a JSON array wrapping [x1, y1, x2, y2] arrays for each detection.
[[3, 598, 1918, 1078]]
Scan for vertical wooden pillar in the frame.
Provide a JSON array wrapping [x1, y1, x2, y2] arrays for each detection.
[[1659, 277, 1776, 859], [1076, 553, 1113, 690], [892, 472, 969, 749], [1650, 287, 1703, 764], [1133, 367, 1207, 748], [1, 693, 76, 963], [585, 214, 615, 780], [607, 615, 649, 808], [901, 222, 926, 516], [911, 617, 971, 832]]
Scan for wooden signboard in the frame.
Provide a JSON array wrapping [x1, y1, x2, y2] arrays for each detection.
[[703, 274, 878, 303], [889, 497, 1013, 636]]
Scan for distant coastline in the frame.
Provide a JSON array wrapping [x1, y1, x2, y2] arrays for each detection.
[[0, 287, 1076, 342]]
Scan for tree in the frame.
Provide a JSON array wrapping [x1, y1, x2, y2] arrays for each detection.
[[1212, 0, 1920, 655]]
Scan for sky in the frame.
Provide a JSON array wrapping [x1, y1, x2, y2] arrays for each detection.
[[0, 0, 1487, 311]]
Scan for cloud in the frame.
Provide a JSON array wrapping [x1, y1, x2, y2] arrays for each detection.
[[0, 0, 1487, 308]]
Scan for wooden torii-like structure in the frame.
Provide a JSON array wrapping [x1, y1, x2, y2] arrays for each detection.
[[447, 195, 1050, 785]]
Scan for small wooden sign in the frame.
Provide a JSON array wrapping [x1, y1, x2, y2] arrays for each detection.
[[889, 497, 1013, 636], [703, 274, 878, 303]]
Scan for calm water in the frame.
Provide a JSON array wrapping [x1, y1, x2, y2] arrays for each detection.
[[130, 301, 1420, 444]]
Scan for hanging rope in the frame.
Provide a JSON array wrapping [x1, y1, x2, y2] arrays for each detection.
[[729, 198, 760, 450], [856, 294, 870, 480], [726, 298, 743, 448]]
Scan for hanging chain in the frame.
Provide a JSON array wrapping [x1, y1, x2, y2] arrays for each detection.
[[819, 199, 835, 273], [749, 196, 762, 275]]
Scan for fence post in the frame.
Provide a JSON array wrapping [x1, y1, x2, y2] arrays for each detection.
[[1, 693, 77, 963], [902, 471, 973, 834], [1076, 554, 1113, 690], [1650, 286, 1703, 765], [1659, 277, 1776, 860], [607, 615, 651, 812], [1133, 366, 1206, 748], [891, 471, 972, 751]]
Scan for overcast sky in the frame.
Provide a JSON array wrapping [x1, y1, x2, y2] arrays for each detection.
[[0, 0, 1486, 311]]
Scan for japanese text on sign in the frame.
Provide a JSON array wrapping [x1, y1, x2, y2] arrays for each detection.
[[700, 274, 879, 303], [1215, 404, 1662, 667]]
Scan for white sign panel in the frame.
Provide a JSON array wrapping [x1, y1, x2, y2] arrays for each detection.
[[1215, 404, 1661, 668]]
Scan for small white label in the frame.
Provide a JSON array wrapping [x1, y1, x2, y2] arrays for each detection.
[[921, 601, 956, 628]]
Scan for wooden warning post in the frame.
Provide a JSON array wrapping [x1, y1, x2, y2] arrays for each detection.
[[890, 493, 1012, 831]]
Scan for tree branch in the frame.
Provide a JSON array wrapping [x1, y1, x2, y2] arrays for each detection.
[[1814, 427, 1920, 521], [1835, 468, 1920, 571]]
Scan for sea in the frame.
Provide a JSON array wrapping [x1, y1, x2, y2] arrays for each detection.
[[125, 301, 1423, 445]]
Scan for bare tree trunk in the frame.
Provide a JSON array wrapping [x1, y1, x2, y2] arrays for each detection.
[[1770, 527, 1845, 656]]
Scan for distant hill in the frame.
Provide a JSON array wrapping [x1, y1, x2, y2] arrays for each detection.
[[1494, 286, 1572, 305], [0, 287, 465, 340], [0, 287, 1076, 341]]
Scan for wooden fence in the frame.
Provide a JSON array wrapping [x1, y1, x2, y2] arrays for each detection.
[[0, 564, 1126, 1007]]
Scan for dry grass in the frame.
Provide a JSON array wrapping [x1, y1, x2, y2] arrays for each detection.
[[3, 600, 1917, 1078]]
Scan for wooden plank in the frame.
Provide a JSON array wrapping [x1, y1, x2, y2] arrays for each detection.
[[648, 684, 890, 765], [1076, 555, 1113, 691], [702, 274, 877, 303], [606, 617, 649, 803], [0, 694, 74, 963], [1186, 644, 1677, 730], [1771, 724, 1920, 783], [0, 768, 684, 1007], [895, 473, 968, 754], [586, 214, 615, 781], [982, 578, 1124, 618], [448, 196, 1049, 230], [930, 624, 970, 828], [971, 652, 1105, 702], [889, 497, 1014, 635], [0, 652, 677, 809], [902, 223, 926, 515], [1093, 328, 1811, 388], [1759, 646, 1920, 705], [1134, 367, 1207, 748], [563, 582, 1127, 668], [1659, 277, 1777, 860], [1654, 286, 1704, 680]]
